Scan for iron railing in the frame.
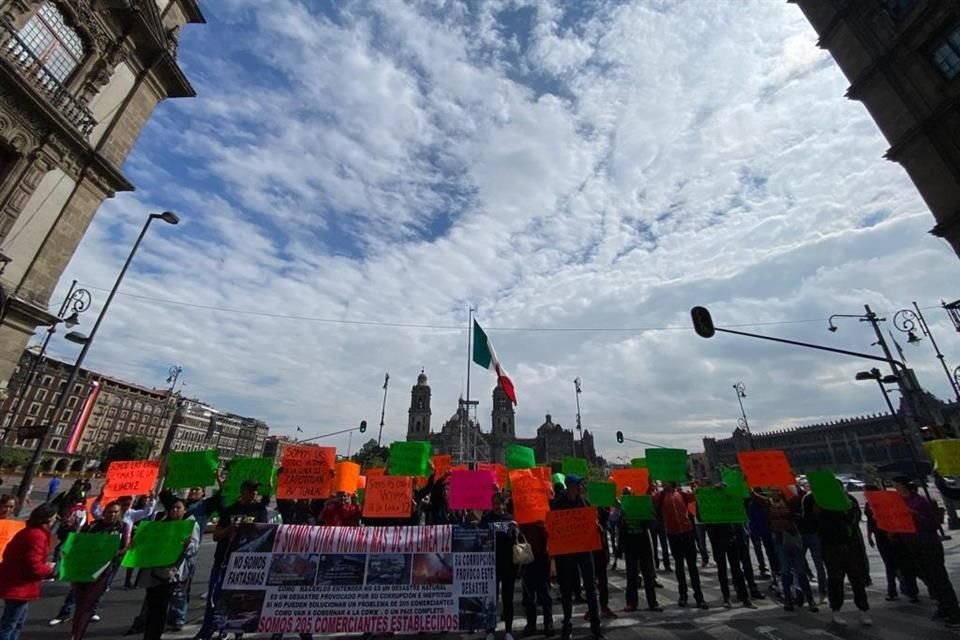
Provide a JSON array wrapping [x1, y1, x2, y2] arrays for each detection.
[[0, 21, 96, 138]]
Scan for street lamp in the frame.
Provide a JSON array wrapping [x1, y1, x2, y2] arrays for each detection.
[[574, 377, 583, 457], [732, 381, 754, 450], [0, 280, 92, 454], [892, 303, 960, 403], [15, 212, 179, 512], [158, 365, 184, 458]]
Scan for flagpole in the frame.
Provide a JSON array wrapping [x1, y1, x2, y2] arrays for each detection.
[[465, 307, 474, 466], [377, 373, 390, 447]]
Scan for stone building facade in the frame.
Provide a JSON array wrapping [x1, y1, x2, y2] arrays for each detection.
[[405, 371, 599, 467], [0, 0, 204, 393], [166, 397, 268, 462], [0, 349, 174, 471], [792, 0, 960, 257]]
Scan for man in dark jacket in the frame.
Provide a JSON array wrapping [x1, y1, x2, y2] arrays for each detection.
[[617, 488, 662, 613]]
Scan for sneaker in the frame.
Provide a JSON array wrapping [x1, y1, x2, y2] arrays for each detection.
[[750, 590, 765, 600], [885, 595, 899, 602], [647, 605, 663, 612], [696, 601, 709, 610], [743, 601, 758, 609], [860, 615, 872, 626], [677, 599, 687, 608], [49, 618, 67, 626], [522, 625, 536, 638], [623, 605, 637, 612], [831, 613, 847, 627], [722, 600, 732, 609], [808, 604, 819, 613], [91, 614, 101, 622], [602, 608, 618, 619], [505, 632, 515, 640], [561, 624, 572, 640], [945, 617, 960, 629]]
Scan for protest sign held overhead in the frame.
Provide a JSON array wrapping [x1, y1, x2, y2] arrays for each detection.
[[448, 469, 496, 510], [59, 532, 121, 582], [224, 456, 276, 504], [695, 486, 747, 524], [645, 448, 688, 482], [546, 507, 601, 556], [278, 445, 336, 499], [122, 520, 196, 569], [587, 481, 616, 508], [924, 440, 960, 477], [737, 450, 795, 489], [165, 449, 219, 490], [431, 454, 452, 478], [505, 444, 536, 470], [389, 441, 432, 477], [620, 495, 655, 523], [333, 461, 362, 494], [562, 457, 589, 478], [0, 520, 25, 558], [721, 468, 750, 498], [510, 473, 551, 524], [865, 490, 916, 534], [807, 470, 850, 512], [477, 462, 508, 489], [102, 460, 160, 500], [363, 476, 414, 519], [609, 468, 649, 496]]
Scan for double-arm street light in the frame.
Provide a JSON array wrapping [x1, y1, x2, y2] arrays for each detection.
[[732, 381, 754, 450], [892, 303, 960, 403], [15, 212, 179, 512], [574, 377, 583, 457]]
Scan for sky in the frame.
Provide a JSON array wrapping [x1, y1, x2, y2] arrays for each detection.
[[43, 0, 960, 462]]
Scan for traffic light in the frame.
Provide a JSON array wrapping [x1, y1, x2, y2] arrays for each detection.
[[616, 430, 624, 444], [359, 420, 367, 434], [690, 306, 716, 338]]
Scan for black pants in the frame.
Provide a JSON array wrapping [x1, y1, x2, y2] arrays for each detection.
[[623, 532, 658, 609], [733, 526, 760, 594], [667, 531, 703, 604], [911, 537, 960, 616], [822, 544, 869, 613], [492, 565, 517, 632], [521, 555, 553, 629], [694, 524, 709, 563], [651, 524, 671, 570], [875, 534, 902, 598], [557, 554, 600, 633], [143, 583, 175, 640], [751, 530, 779, 575], [708, 532, 748, 604], [592, 550, 609, 610]]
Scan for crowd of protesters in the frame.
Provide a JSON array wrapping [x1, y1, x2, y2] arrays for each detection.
[[0, 466, 958, 640]]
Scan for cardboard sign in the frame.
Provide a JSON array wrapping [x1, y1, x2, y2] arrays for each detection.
[[587, 481, 616, 508], [223, 457, 276, 504], [511, 474, 551, 524], [531, 467, 552, 485], [645, 448, 688, 482], [477, 462, 508, 489], [448, 470, 497, 510], [164, 450, 219, 490], [362, 476, 413, 519], [366, 467, 386, 477], [332, 461, 362, 494], [389, 441, 431, 477], [562, 457, 589, 478], [59, 532, 121, 582], [609, 468, 649, 496], [737, 450, 795, 489], [695, 487, 747, 523], [102, 460, 160, 500], [278, 446, 336, 499], [546, 507, 601, 555], [0, 519, 25, 558], [431, 455, 452, 478], [721, 468, 749, 498], [865, 490, 916, 534], [506, 445, 536, 470], [121, 520, 195, 569], [620, 495, 655, 522], [924, 440, 960, 477], [630, 458, 647, 469], [807, 471, 850, 512]]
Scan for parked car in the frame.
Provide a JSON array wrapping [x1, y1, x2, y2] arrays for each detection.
[[835, 474, 865, 492]]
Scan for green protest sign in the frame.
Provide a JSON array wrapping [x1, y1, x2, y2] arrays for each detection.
[[506, 445, 536, 470], [121, 520, 195, 569], [587, 481, 617, 508], [165, 450, 219, 490], [695, 487, 747, 524], [620, 495, 655, 521], [630, 458, 647, 469], [562, 457, 589, 478], [223, 456, 275, 505], [388, 441, 432, 477], [645, 448, 688, 482], [59, 532, 121, 583], [807, 471, 850, 512], [721, 468, 750, 499]]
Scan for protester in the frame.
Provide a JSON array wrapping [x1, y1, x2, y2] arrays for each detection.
[[746, 496, 777, 580], [551, 475, 603, 640], [797, 486, 827, 603], [617, 487, 662, 613], [753, 487, 816, 612], [654, 482, 707, 609], [46, 475, 61, 502], [699, 486, 754, 610], [0, 503, 58, 640], [591, 508, 618, 620], [518, 518, 553, 637], [481, 493, 518, 640], [0, 495, 16, 520], [140, 499, 200, 640], [319, 492, 361, 527], [864, 484, 918, 603], [809, 482, 866, 626]]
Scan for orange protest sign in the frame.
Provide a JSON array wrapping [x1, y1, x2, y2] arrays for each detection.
[[477, 462, 508, 488], [737, 450, 795, 489], [362, 476, 413, 519], [102, 460, 160, 500], [531, 467, 552, 485], [609, 468, 649, 496], [865, 490, 916, 534], [431, 455, 452, 478], [365, 467, 385, 477], [546, 507, 602, 555], [358, 476, 367, 489], [332, 461, 361, 494], [511, 473, 551, 524], [0, 520, 25, 558], [278, 445, 336, 499]]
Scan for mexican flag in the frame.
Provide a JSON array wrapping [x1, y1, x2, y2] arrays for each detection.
[[473, 320, 517, 404]]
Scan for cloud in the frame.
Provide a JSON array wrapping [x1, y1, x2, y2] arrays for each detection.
[[43, 0, 960, 461]]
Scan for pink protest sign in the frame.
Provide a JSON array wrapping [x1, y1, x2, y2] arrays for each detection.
[[448, 469, 496, 510]]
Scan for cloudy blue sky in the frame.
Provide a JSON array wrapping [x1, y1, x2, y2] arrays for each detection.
[[45, 0, 960, 461]]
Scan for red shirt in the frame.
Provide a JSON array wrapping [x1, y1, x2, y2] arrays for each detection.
[[319, 502, 361, 527], [655, 488, 694, 535], [0, 526, 52, 601]]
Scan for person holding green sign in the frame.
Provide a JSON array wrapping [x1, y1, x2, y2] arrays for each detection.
[[617, 488, 662, 614]]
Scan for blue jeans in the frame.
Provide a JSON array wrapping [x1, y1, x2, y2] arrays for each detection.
[[0, 600, 29, 640], [801, 533, 827, 597], [773, 531, 813, 605]]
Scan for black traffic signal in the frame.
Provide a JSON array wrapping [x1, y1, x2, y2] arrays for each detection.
[[359, 420, 367, 433], [616, 430, 624, 444], [690, 306, 716, 338]]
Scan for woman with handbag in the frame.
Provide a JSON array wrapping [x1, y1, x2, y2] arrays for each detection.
[[481, 493, 519, 640], [139, 499, 200, 640]]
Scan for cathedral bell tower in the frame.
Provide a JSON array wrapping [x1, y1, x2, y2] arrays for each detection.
[[491, 383, 515, 440], [407, 370, 432, 440]]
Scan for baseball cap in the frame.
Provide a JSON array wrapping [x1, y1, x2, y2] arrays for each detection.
[[565, 474, 584, 486]]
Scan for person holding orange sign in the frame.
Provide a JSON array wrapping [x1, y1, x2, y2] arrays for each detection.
[[653, 482, 707, 610], [0, 503, 58, 640]]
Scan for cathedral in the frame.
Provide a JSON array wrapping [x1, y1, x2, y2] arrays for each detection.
[[405, 371, 599, 467]]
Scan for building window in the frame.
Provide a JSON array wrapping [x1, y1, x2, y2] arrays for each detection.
[[34, 388, 46, 401], [44, 406, 54, 418], [933, 27, 960, 80], [23, 417, 34, 426], [42, 375, 53, 387], [120, 410, 128, 419], [50, 438, 61, 448], [66, 396, 78, 408], [14, 3, 85, 84], [28, 402, 40, 415], [62, 410, 71, 421]]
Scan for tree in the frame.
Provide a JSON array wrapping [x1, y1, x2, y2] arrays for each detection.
[[0, 448, 29, 470], [99, 436, 153, 471], [351, 438, 389, 470]]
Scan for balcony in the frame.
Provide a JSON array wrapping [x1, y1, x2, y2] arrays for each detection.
[[0, 21, 96, 139]]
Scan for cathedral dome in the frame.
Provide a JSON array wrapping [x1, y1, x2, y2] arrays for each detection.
[[417, 370, 428, 386]]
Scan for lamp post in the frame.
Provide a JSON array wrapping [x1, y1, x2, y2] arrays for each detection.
[[574, 377, 583, 457], [0, 280, 91, 454], [377, 373, 389, 447], [158, 365, 184, 458], [732, 381, 754, 450], [15, 211, 179, 512], [892, 303, 960, 404]]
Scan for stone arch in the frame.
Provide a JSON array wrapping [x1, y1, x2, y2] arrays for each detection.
[[69, 459, 83, 472], [40, 457, 54, 472], [54, 458, 69, 472]]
